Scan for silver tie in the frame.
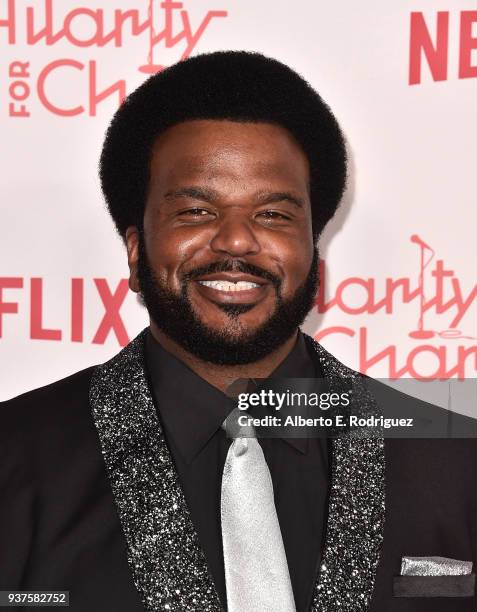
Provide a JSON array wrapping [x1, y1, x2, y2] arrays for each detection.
[[220, 408, 297, 612]]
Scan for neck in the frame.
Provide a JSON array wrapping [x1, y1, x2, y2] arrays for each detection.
[[149, 321, 299, 394]]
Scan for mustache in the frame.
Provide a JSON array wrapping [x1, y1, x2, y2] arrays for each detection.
[[182, 260, 281, 289]]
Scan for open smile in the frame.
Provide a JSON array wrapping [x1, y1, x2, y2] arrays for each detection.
[[192, 273, 271, 304]]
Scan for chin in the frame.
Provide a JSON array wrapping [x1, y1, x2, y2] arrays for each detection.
[[204, 310, 269, 330], [194, 312, 259, 337]]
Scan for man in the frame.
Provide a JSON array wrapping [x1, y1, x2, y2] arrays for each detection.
[[0, 51, 475, 612]]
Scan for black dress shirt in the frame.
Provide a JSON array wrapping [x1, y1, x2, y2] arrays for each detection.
[[145, 330, 330, 612]]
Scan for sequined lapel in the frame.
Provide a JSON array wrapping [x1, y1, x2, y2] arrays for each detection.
[[90, 329, 385, 612], [304, 334, 386, 612], [89, 329, 222, 612]]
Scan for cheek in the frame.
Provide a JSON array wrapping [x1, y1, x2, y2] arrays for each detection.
[[265, 236, 314, 296], [282, 257, 313, 296], [146, 228, 211, 287]]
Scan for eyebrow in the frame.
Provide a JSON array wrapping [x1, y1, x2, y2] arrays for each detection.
[[163, 187, 218, 202], [163, 186, 304, 208], [256, 191, 304, 208]]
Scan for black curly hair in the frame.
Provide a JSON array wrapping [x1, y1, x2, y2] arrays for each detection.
[[99, 50, 347, 240]]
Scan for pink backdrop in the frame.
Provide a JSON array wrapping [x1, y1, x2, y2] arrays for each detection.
[[1, 0, 476, 400]]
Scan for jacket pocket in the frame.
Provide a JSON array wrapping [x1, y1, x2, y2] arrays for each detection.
[[393, 574, 475, 597]]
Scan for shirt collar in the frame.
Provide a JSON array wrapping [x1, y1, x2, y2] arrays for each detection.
[[145, 329, 320, 463]]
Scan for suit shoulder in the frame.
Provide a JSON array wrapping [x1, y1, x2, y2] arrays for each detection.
[[0, 366, 97, 435]]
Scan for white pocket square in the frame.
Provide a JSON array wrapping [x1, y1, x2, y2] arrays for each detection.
[[401, 556, 473, 576], [394, 556, 475, 598]]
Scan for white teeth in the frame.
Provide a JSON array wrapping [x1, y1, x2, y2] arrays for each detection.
[[198, 280, 261, 291]]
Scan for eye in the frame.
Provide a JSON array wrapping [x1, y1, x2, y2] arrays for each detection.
[[257, 210, 292, 221], [178, 207, 215, 219]]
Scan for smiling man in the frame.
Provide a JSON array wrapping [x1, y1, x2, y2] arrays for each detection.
[[1, 51, 476, 612], [130, 118, 319, 375]]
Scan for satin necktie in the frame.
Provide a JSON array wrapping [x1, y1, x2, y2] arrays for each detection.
[[220, 407, 296, 612]]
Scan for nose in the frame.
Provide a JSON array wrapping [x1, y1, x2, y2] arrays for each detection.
[[209, 214, 260, 257]]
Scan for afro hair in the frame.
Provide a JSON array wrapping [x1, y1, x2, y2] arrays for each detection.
[[99, 50, 347, 240]]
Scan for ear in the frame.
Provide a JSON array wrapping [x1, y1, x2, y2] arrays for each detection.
[[125, 226, 140, 293]]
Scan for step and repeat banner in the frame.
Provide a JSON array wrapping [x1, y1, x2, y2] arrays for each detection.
[[1, 0, 476, 400]]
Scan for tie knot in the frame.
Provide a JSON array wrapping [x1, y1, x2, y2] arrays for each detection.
[[222, 407, 257, 439]]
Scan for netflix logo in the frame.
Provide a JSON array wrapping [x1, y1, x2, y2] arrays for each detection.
[[0, 277, 132, 346], [409, 10, 477, 84]]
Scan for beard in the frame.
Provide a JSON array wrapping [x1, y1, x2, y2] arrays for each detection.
[[137, 234, 319, 365]]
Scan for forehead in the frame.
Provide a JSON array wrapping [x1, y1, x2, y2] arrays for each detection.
[[148, 119, 310, 190]]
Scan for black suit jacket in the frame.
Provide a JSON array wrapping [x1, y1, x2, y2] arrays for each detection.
[[1, 330, 476, 611]]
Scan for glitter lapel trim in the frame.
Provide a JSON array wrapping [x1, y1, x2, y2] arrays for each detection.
[[89, 329, 384, 612], [89, 329, 222, 612], [304, 334, 386, 612]]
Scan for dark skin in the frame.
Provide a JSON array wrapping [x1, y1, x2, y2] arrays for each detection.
[[125, 119, 314, 393]]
